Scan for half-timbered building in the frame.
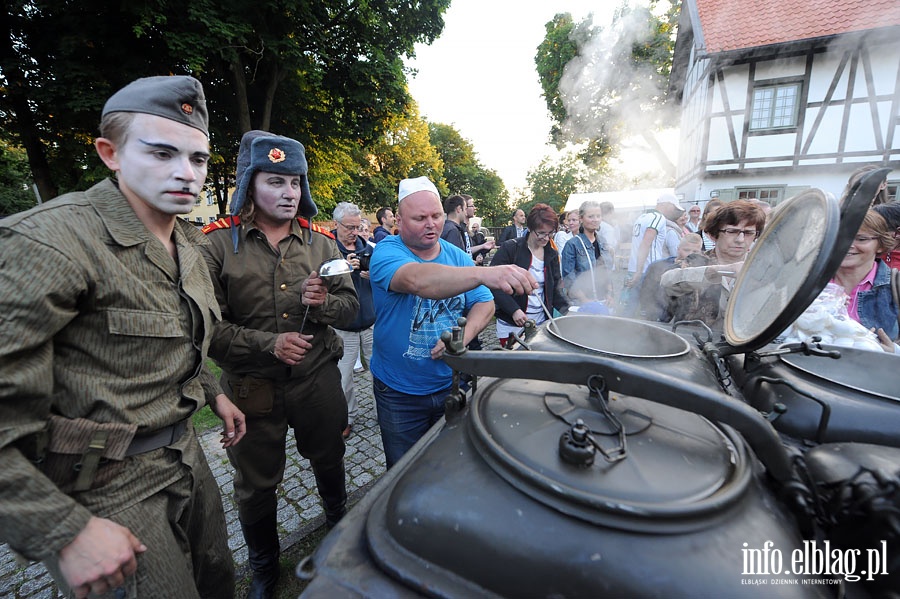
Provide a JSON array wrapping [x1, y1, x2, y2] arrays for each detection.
[[670, 0, 900, 206]]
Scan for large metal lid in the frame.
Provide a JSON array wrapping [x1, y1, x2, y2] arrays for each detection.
[[467, 377, 752, 532], [547, 314, 690, 358], [723, 168, 890, 353]]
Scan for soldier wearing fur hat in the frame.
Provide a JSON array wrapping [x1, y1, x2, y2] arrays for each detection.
[[201, 130, 358, 598], [0, 75, 244, 598]]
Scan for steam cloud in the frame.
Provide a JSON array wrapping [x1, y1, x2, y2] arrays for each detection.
[[557, 3, 680, 185]]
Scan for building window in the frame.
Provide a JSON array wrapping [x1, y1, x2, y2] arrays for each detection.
[[206, 190, 216, 206], [750, 83, 800, 130], [887, 182, 898, 202], [737, 187, 783, 203], [209, 216, 216, 223]]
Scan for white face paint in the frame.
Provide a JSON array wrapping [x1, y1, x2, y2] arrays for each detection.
[[108, 113, 210, 216], [251, 171, 304, 226]]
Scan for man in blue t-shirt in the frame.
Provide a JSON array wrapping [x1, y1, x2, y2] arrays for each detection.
[[370, 176, 538, 468]]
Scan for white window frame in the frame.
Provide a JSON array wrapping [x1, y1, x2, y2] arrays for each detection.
[[750, 83, 800, 131]]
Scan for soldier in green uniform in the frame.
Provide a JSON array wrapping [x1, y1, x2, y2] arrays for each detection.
[[0, 76, 245, 598], [201, 131, 358, 599]]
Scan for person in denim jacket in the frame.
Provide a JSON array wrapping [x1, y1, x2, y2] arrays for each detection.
[[831, 209, 899, 352], [560, 200, 612, 306]]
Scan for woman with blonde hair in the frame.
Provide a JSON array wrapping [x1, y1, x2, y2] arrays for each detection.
[[830, 209, 899, 351]]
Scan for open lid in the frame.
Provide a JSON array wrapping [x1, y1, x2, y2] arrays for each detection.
[[723, 167, 891, 353]]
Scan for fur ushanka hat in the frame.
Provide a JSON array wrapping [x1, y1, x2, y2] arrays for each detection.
[[229, 130, 318, 252]]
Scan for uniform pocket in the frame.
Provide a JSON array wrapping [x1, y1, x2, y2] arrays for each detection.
[[106, 309, 182, 337], [226, 375, 274, 417]]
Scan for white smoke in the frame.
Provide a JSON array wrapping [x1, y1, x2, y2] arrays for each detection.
[[557, 2, 680, 185]]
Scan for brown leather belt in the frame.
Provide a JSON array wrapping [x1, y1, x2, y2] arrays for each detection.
[[125, 419, 188, 457]]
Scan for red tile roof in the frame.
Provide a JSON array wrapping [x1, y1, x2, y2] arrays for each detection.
[[695, 0, 900, 54]]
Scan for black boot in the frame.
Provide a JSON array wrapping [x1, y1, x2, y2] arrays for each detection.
[[314, 462, 347, 529], [240, 512, 280, 599]]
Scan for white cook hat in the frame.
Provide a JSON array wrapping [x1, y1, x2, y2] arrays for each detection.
[[398, 176, 439, 203]]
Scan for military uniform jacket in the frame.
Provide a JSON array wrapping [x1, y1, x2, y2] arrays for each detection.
[[201, 217, 359, 379], [0, 178, 224, 560]]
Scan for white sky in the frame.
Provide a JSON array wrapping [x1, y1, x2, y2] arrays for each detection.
[[405, 0, 621, 195]]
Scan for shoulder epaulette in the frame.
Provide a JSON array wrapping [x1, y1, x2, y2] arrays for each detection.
[[298, 217, 336, 240], [202, 216, 240, 234]]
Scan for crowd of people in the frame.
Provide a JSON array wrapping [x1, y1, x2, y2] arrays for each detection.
[[1, 74, 899, 599]]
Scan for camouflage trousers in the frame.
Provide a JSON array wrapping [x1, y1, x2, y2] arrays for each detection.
[[43, 442, 234, 599]]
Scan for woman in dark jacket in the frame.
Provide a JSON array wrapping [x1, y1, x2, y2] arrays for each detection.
[[490, 203, 569, 346]]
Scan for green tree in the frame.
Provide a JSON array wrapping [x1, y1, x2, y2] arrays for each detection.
[[1, 0, 450, 213], [523, 153, 588, 214], [535, 2, 679, 177], [1, 1, 180, 200], [0, 140, 36, 216], [534, 13, 592, 151], [353, 103, 445, 212], [428, 122, 510, 226]]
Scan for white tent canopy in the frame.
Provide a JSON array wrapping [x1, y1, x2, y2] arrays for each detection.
[[564, 188, 680, 214]]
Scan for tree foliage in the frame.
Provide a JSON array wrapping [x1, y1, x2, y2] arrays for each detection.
[[0, 140, 35, 216], [0, 0, 450, 214], [534, 1, 679, 175], [351, 102, 445, 212], [522, 154, 588, 215], [428, 123, 509, 227]]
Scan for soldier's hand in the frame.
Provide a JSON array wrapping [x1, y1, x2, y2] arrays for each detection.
[[210, 393, 246, 447], [480, 265, 538, 296], [58, 516, 146, 599], [273, 331, 313, 365], [301, 271, 328, 307]]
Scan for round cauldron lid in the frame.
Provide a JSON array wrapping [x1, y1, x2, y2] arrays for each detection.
[[724, 168, 890, 353], [546, 314, 690, 358], [780, 345, 900, 402], [470, 377, 751, 532]]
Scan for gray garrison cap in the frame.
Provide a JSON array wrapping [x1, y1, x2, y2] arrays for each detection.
[[102, 75, 209, 136]]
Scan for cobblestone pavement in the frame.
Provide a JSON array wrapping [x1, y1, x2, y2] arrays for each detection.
[[0, 324, 500, 598]]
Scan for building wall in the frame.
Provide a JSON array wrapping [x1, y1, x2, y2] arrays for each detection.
[[182, 188, 223, 226], [676, 33, 900, 206]]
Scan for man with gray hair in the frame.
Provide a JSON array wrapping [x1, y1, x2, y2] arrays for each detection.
[[369, 176, 538, 468], [331, 202, 375, 439]]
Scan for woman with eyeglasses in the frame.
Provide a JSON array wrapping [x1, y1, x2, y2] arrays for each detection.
[[660, 200, 766, 329], [830, 209, 899, 352], [490, 203, 570, 346], [560, 200, 612, 310], [873, 202, 900, 269]]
